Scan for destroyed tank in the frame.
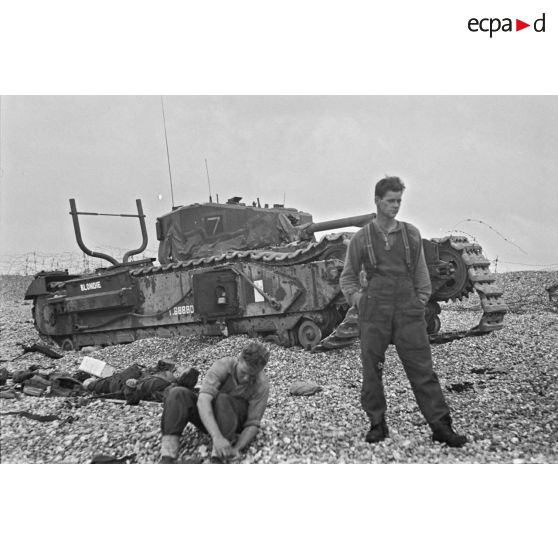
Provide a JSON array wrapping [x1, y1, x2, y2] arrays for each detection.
[[25, 196, 507, 351]]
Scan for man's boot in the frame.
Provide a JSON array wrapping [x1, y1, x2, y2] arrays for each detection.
[[431, 417, 467, 448], [365, 419, 389, 444], [159, 434, 180, 463], [176, 367, 200, 389]]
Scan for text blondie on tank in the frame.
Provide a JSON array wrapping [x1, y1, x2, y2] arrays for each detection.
[[25, 196, 508, 351]]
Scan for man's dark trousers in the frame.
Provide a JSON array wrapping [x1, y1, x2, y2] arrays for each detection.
[[359, 273, 451, 428], [161, 387, 248, 440]]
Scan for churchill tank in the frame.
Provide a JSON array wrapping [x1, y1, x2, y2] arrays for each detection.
[[25, 196, 507, 351]]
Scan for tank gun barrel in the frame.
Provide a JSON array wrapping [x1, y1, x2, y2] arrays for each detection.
[[304, 214, 373, 234]]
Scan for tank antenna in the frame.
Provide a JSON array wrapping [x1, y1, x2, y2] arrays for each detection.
[[205, 158, 213, 202], [160, 96, 175, 209]]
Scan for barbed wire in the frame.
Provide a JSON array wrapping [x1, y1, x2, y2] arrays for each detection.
[[1, 248, 557, 276], [441, 223, 558, 272], [0, 248, 159, 275], [451, 218, 528, 254], [496, 261, 558, 268]]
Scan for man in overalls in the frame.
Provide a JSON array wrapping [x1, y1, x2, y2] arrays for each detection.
[[340, 176, 467, 447]]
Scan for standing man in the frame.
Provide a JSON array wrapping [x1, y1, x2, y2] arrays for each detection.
[[340, 176, 467, 447], [159, 340, 270, 463]]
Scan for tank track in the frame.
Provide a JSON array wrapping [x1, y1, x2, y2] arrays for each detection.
[[314, 235, 508, 350], [32, 234, 507, 350], [428, 236, 507, 342], [136, 232, 351, 275]]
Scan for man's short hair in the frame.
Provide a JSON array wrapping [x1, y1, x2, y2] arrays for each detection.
[[374, 176, 406, 199], [241, 341, 270, 369]]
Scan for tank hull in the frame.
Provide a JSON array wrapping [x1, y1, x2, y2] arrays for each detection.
[[28, 256, 346, 350]]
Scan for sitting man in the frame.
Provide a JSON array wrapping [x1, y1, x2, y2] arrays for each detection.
[[159, 340, 271, 464]]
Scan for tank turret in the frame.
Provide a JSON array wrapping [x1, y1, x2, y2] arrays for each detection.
[[156, 197, 314, 264]]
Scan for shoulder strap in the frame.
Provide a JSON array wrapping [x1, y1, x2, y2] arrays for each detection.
[[364, 222, 378, 270], [400, 222, 414, 275]]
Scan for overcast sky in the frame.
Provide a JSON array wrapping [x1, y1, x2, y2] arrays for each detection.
[[1, 95, 557, 272]]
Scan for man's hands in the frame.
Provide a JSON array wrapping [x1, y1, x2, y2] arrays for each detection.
[[198, 393, 259, 463], [212, 435, 237, 459], [213, 427, 259, 461], [212, 436, 242, 463]]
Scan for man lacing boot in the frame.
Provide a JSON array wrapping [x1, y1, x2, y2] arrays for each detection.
[[365, 419, 389, 444], [159, 434, 180, 463], [431, 417, 467, 448]]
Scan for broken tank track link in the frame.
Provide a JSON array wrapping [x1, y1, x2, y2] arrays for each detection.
[[437, 236, 508, 336], [314, 235, 508, 350], [31, 234, 351, 350]]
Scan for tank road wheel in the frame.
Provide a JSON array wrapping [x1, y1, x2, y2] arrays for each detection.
[[60, 338, 75, 352], [426, 314, 441, 335], [425, 301, 441, 335], [297, 319, 322, 350], [435, 243, 471, 301]]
